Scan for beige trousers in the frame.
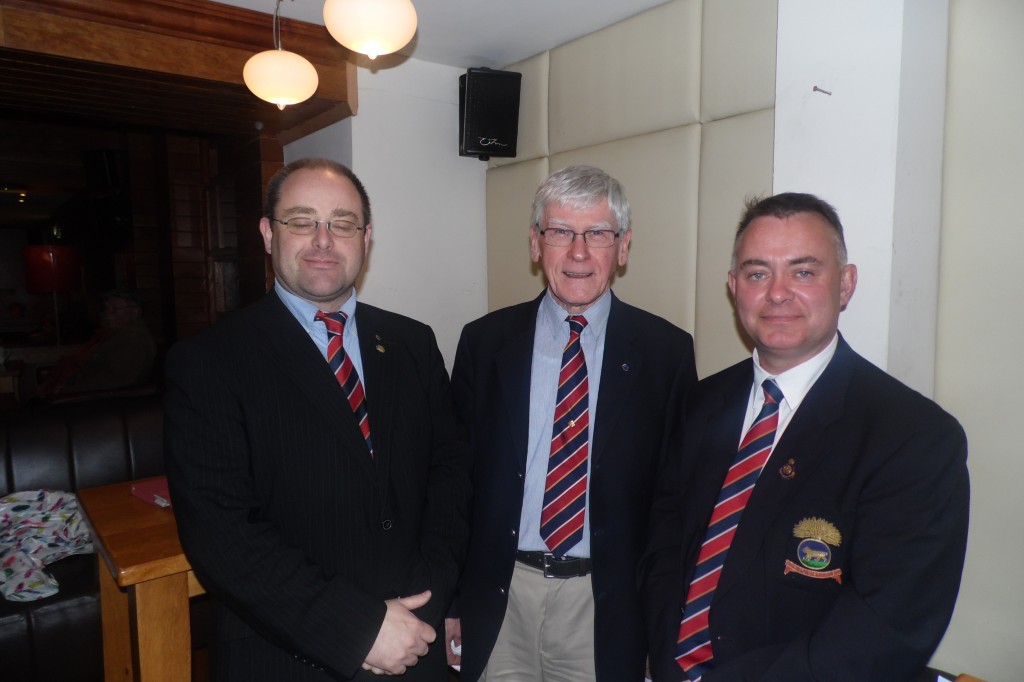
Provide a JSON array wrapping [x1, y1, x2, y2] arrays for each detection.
[[481, 560, 597, 682]]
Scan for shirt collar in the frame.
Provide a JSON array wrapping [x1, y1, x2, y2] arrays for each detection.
[[752, 333, 838, 410], [274, 281, 359, 335], [539, 289, 612, 341]]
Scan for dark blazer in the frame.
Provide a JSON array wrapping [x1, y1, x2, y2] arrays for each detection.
[[452, 292, 697, 682], [165, 292, 471, 681], [641, 335, 969, 682]]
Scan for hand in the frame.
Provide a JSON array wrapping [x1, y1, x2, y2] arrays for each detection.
[[444, 617, 462, 666], [362, 590, 436, 675]]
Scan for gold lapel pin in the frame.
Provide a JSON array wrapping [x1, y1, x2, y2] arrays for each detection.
[[779, 458, 796, 480], [376, 344, 386, 353]]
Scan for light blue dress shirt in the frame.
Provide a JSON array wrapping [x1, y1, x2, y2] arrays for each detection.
[[517, 289, 612, 557], [274, 282, 367, 394]]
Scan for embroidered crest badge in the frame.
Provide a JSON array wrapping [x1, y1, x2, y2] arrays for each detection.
[[784, 517, 843, 584]]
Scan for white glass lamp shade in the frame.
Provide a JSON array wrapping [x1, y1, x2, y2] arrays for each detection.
[[243, 49, 319, 109], [323, 0, 418, 59]]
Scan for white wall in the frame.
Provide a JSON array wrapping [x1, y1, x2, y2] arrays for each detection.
[[287, 58, 488, 370]]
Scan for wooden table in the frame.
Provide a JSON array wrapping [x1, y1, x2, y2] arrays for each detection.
[[78, 478, 204, 682]]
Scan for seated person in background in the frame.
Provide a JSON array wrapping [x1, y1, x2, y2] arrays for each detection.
[[42, 290, 156, 396]]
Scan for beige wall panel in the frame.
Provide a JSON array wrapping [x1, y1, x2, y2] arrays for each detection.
[[485, 158, 550, 311], [695, 109, 774, 378], [550, 125, 700, 333], [701, 0, 778, 122], [490, 52, 549, 168], [931, 2, 1024, 679], [548, 0, 701, 155]]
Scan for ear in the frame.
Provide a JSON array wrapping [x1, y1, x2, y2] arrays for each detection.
[[617, 228, 633, 267], [727, 269, 738, 300], [259, 217, 273, 255], [362, 224, 373, 255], [839, 263, 857, 308], [529, 225, 542, 263]]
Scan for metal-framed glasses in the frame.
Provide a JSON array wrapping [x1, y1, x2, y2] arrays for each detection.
[[537, 226, 621, 248], [273, 217, 365, 238]]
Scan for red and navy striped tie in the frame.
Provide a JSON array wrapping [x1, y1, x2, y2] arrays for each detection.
[[676, 378, 784, 680], [316, 310, 374, 458], [540, 315, 589, 556]]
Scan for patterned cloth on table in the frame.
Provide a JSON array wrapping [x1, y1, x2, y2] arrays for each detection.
[[0, 490, 94, 602]]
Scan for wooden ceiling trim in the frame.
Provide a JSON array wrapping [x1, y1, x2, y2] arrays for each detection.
[[0, 0, 356, 142], [0, 0, 347, 59]]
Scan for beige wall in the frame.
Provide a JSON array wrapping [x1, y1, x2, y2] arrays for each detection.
[[932, 1, 1024, 678], [485, 0, 776, 378], [484, 0, 1022, 677]]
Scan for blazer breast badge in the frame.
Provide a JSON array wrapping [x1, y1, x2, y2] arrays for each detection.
[[784, 517, 843, 584]]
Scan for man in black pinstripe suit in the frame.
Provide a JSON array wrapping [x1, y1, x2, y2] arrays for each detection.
[[165, 158, 471, 681]]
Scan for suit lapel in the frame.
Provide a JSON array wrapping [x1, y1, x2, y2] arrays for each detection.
[[253, 294, 377, 481], [495, 297, 541, 471], [355, 304, 395, 480], [591, 296, 641, 464], [713, 340, 855, 600], [687, 367, 753, 556]]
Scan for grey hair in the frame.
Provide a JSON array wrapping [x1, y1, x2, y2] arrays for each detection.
[[531, 165, 630, 233]]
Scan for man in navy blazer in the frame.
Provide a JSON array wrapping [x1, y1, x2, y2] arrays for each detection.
[[446, 166, 697, 681], [642, 192, 969, 681], [165, 158, 471, 680]]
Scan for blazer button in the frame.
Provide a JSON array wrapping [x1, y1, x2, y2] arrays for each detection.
[[498, 587, 506, 596], [511, 528, 517, 537], [381, 519, 393, 530]]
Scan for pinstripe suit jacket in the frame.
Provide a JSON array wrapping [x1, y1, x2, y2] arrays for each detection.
[[165, 292, 471, 681]]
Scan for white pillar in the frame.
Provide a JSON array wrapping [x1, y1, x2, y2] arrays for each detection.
[[773, 0, 948, 396]]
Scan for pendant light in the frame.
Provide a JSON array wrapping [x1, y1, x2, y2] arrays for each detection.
[[323, 0, 418, 60], [243, 0, 319, 110]]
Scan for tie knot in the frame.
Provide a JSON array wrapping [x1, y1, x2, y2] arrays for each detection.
[[566, 315, 588, 336], [316, 310, 348, 334], [762, 378, 784, 405]]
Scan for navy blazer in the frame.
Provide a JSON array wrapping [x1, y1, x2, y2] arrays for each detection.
[[165, 293, 471, 681], [452, 292, 697, 682], [642, 335, 969, 682]]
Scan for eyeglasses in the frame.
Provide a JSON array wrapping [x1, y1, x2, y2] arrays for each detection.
[[537, 226, 621, 248], [273, 217, 365, 238]]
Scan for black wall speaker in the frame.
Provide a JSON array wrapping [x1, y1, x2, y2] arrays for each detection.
[[460, 67, 522, 160]]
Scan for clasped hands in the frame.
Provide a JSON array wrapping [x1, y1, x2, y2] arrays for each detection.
[[362, 590, 436, 676]]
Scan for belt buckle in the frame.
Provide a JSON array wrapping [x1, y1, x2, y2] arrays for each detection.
[[542, 552, 580, 579], [541, 552, 561, 578]]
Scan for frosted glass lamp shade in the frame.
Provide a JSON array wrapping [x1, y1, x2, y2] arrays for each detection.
[[243, 49, 319, 109], [323, 0, 418, 59]]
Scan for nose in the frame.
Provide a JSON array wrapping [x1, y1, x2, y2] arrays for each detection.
[[568, 232, 590, 260], [311, 222, 334, 249], [766, 275, 791, 303]]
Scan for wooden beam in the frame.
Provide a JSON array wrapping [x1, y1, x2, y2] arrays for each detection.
[[0, 0, 356, 140]]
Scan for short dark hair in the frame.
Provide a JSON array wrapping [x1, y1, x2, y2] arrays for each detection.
[[733, 192, 847, 268], [263, 158, 372, 227]]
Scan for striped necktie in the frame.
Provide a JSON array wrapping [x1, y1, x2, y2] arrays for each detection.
[[540, 315, 589, 556], [316, 310, 374, 458], [675, 378, 784, 680]]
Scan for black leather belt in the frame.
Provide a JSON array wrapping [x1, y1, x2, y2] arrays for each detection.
[[515, 550, 593, 578]]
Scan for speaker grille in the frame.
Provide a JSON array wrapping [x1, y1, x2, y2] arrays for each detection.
[[459, 68, 522, 160]]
